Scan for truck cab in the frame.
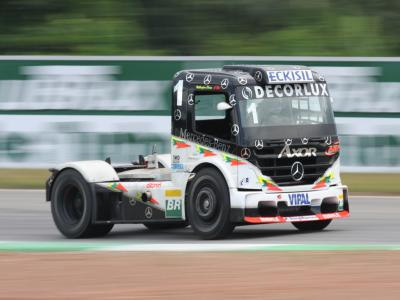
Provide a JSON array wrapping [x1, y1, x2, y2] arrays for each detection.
[[47, 65, 349, 239]]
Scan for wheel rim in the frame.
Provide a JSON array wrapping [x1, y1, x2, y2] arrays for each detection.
[[195, 187, 217, 221], [60, 184, 85, 225]]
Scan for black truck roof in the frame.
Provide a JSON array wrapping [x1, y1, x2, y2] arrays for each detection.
[[174, 65, 325, 86]]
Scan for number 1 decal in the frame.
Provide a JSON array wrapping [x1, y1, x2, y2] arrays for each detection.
[[247, 102, 259, 124], [174, 80, 183, 106]]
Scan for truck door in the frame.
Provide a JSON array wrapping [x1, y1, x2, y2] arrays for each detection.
[[190, 92, 239, 178]]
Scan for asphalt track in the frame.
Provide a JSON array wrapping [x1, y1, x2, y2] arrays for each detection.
[[0, 190, 399, 249]]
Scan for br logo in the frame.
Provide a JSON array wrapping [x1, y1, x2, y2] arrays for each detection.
[[166, 199, 182, 218]]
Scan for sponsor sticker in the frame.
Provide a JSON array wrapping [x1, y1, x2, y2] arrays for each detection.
[[179, 129, 231, 153], [287, 193, 311, 206], [285, 215, 318, 221], [165, 189, 182, 197], [196, 85, 213, 91], [165, 199, 182, 218], [320, 212, 341, 219], [145, 182, 162, 189], [241, 83, 329, 100], [266, 70, 314, 84], [171, 163, 184, 170], [259, 217, 283, 222]]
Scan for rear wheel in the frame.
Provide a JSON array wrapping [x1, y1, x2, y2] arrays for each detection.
[[143, 221, 188, 230], [292, 219, 332, 231], [187, 168, 234, 239], [51, 169, 113, 238]]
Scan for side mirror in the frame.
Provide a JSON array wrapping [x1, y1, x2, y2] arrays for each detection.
[[217, 102, 233, 111]]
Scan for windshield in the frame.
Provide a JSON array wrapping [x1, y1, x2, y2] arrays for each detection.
[[238, 96, 337, 142]]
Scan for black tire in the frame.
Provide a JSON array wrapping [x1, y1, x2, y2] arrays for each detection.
[[51, 169, 113, 238], [292, 219, 332, 231], [143, 221, 188, 230], [187, 168, 234, 239]]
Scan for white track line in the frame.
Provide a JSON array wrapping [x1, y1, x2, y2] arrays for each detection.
[[0, 189, 44, 193], [102, 243, 289, 252]]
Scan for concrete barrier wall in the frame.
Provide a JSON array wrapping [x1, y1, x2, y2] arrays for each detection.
[[0, 56, 399, 171]]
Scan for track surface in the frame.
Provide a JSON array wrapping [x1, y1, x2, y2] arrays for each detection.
[[0, 190, 399, 245]]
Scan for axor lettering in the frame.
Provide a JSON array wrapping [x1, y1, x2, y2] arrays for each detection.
[[278, 145, 317, 158]]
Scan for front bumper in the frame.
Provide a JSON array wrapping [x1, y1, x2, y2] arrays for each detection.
[[231, 185, 349, 224], [244, 210, 349, 224]]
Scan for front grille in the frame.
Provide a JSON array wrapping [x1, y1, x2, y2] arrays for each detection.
[[252, 138, 338, 186]]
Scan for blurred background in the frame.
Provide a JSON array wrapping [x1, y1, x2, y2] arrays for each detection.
[[1, 0, 399, 56], [0, 0, 399, 192]]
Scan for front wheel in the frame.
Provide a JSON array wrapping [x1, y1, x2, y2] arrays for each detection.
[[292, 219, 332, 231], [187, 168, 234, 239], [51, 169, 113, 238]]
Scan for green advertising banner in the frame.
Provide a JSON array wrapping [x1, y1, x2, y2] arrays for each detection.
[[0, 56, 399, 171]]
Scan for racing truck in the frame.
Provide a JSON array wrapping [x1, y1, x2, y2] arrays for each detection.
[[46, 65, 349, 239]]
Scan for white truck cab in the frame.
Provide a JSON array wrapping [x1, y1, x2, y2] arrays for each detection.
[[47, 65, 349, 239]]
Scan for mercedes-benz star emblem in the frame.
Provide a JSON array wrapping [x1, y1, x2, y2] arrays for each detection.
[[255, 139, 263, 150], [186, 73, 194, 82], [291, 161, 304, 182], [285, 138, 293, 146], [229, 94, 236, 106], [174, 109, 181, 121], [301, 137, 309, 145], [203, 74, 212, 85], [221, 78, 229, 89], [145, 207, 153, 219], [187, 94, 194, 105], [325, 136, 332, 145], [238, 77, 247, 85], [241, 148, 251, 159], [255, 71, 263, 82], [231, 124, 239, 136]]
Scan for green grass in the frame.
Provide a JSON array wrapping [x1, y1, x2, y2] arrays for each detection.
[[0, 169, 399, 195], [341, 173, 400, 195], [0, 169, 50, 189]]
